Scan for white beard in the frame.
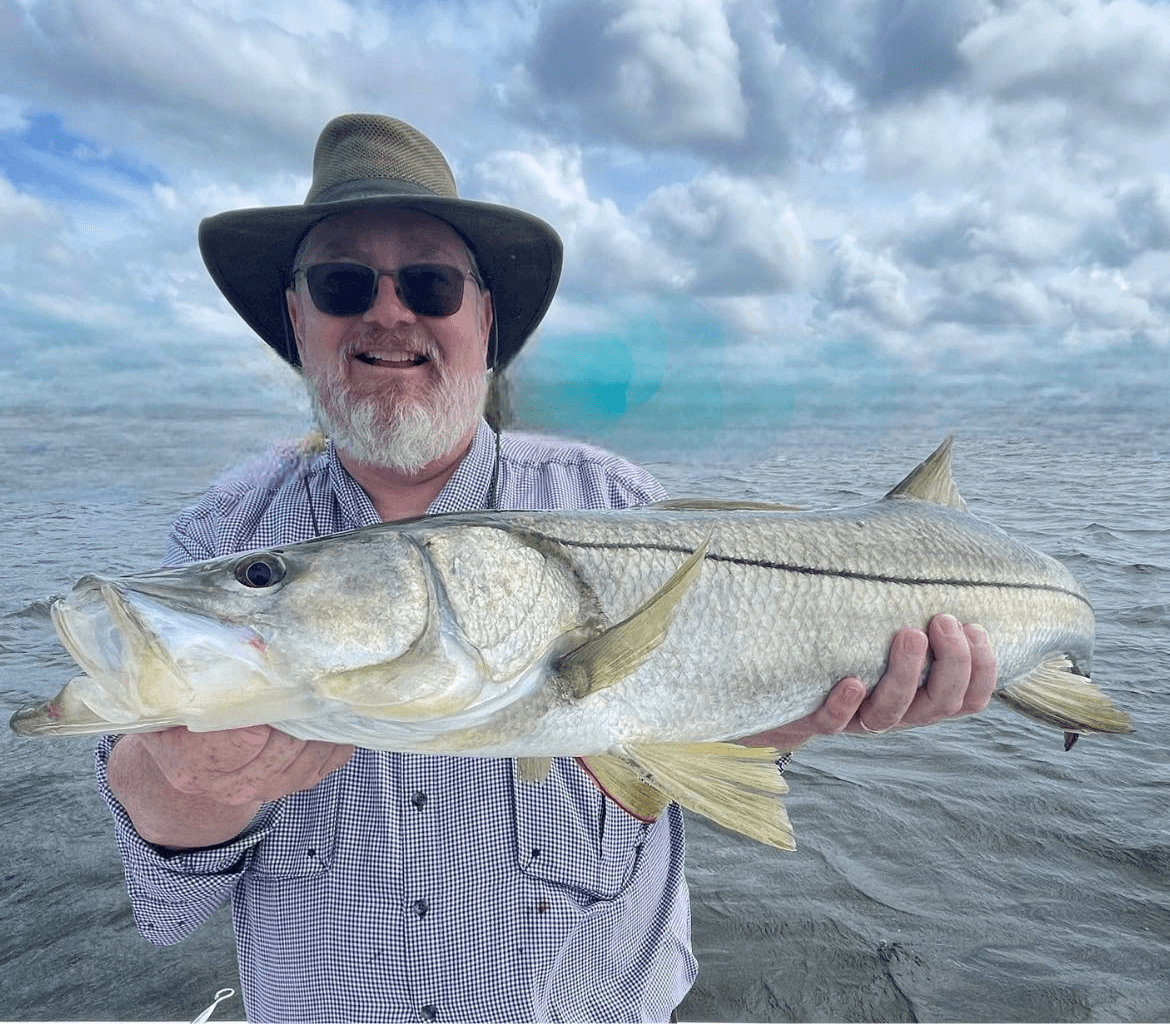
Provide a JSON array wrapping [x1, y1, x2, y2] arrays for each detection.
[[303, 351, 488, 474]]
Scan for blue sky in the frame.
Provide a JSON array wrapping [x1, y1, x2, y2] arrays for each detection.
[[1, 0, 1168, 391]]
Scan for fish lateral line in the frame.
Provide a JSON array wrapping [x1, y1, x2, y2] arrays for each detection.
[[541, 534, 1092, 608]]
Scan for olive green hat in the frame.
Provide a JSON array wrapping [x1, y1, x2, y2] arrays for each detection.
[[198, 113, 563, 368]]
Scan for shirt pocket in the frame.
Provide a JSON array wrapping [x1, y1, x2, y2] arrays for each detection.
[[247, 773, 341, 881], [511, 758, 648, 903]]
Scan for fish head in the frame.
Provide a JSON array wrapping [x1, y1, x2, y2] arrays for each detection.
[[39, 527, 437, 732]]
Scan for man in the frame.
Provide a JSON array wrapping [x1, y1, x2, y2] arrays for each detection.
[[98, 115, 995, 1023]]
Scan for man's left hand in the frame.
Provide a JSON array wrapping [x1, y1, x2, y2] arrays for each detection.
[[738, 614, 997, 752]]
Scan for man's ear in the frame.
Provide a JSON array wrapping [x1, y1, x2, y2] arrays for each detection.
[[285, 289, 303, 363], [480, 290, 494, 365]]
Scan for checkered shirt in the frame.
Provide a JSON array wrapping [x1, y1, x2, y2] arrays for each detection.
[[95, 421, 697, 1023]]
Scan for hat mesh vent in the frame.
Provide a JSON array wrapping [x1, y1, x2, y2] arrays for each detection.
[[306, 113, 458, 202]]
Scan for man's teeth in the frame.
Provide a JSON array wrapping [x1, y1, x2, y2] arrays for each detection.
[[355, 352, 428, 366]]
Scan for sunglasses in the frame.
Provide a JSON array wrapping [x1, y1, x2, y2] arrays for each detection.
[[296, 262, 478, 319]]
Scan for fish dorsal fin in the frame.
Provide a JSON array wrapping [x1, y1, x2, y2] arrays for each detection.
[[884, 436, 967, 510], [648, 497, 802, 512], [995, 655, 1133, 736], [556, 536, 710, 699], [618, 742, 793, 850]]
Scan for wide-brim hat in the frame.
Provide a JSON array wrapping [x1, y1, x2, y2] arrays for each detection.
[[198, 113, 563, 369]]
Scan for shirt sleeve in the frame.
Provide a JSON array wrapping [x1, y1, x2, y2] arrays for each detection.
[[94, 735, 281, 947]]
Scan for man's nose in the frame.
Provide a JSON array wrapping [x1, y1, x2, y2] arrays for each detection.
[[363, 271, 416, 325]]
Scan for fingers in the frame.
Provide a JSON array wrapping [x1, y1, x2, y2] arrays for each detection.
[[142, 725, 355, 805], [853, 625, 930, 732], [959, 622, 997, 715], [853, 614, 997, 733]]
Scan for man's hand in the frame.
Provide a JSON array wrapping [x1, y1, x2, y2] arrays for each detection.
[[738, 614, 997, 752], [108, 726, 354, 849], [138, 725, 355, 805]]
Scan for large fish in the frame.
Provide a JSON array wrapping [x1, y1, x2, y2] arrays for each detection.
[[11, 440, 1130, 849]]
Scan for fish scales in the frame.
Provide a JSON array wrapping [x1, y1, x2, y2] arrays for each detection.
[[454, 504, 1096, 751]]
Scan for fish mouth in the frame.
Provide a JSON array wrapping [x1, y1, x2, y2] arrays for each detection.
[[50, 575, 270, 724], [52, 577, 183, 683]]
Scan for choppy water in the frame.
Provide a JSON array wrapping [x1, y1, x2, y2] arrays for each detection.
[[0, 339, 1167, 1022]]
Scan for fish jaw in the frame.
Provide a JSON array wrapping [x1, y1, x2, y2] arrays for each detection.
[[41, 574, 290, 732]]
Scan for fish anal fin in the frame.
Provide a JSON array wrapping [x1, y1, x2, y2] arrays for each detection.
[[623, 742, 794, 851], [556, 536, 710, 699], [647, 497, 803, 512], [515, 757, 552, 784], [884, 436, 968, 510], [995, 655, 1133, 737], [575, 755, 672, 822]]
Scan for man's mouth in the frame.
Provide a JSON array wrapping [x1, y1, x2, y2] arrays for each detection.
[[353, 350, 430, 368]]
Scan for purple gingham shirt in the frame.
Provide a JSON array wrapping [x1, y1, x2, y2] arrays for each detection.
[[96, 421, 697, 1023]]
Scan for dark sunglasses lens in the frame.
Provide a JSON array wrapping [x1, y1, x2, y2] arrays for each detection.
[[397, 265, 466, 317], [305, 264, 378, 317]]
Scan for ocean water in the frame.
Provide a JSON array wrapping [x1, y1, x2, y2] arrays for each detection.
[[0, 330, 1167, 1022]]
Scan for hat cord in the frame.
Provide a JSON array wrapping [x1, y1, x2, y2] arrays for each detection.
[[486, 314, 503, 511]]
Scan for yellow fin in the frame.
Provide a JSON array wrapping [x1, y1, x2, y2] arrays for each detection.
[[576, 754, 673, 821], [648, 497, 802, 512], [624, 742, 794, 851], [556, 536, 710, 699], [995, 656, 1133, 735], [884, 436, 967, 510], [514, 757, 552, 784]]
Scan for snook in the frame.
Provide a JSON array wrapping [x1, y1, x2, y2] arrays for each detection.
[[11, 440, 1131, 849]]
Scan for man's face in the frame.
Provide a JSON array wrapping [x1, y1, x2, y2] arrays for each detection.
[[286, 207, 493, 473]]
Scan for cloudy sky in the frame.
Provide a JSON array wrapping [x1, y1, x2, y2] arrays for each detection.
[[2, 0, 1168, 408]]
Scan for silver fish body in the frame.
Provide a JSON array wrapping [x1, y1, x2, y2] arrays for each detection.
[[11, 440, 1130, 848]]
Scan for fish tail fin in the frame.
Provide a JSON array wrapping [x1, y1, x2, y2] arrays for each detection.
[[605, 742, 794, 850], [996, 656, 1133, 736]]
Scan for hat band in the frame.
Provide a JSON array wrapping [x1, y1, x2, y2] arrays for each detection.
[[308, 177, 450, 205]]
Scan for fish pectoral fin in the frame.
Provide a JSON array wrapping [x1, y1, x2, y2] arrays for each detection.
[[621, 742, 794, 851], [575, 754, 673, 821], [555, 536, 710, 699], [995, 656, 1133, 736], [647, 497, 803, 512], [884, 436, 968, 510], [514, 757, 552, 784]]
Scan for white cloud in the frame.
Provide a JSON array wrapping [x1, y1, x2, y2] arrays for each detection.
[[471, 143, 683, 301], [962, 0, 1170, 128], [0, 173, 62, 238], [518, 0, 748, 146], [822, 235, 919, 330], [640, 171, 810, 295]]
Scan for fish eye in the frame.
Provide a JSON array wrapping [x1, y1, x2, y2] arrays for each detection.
[[234, 554, 286, 589]]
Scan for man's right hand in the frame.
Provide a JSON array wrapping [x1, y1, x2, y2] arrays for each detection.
[[108, 727, 354, 850]]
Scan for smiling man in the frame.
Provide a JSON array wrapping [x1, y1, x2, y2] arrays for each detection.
[[97, 114, 995, 1023]]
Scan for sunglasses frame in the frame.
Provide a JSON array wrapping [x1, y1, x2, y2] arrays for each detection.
[[295, 261, 480, 319]]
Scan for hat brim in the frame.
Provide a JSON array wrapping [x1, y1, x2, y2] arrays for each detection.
[[198, 194, 562, 369]]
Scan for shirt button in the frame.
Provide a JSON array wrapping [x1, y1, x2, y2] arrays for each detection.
[[413, 898, 430, 919], [419, 1005, 438, 1022], [411, 791, 428, 811]]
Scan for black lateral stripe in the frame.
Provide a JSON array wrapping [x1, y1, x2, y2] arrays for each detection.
[[547, 535, 1091, 606]]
